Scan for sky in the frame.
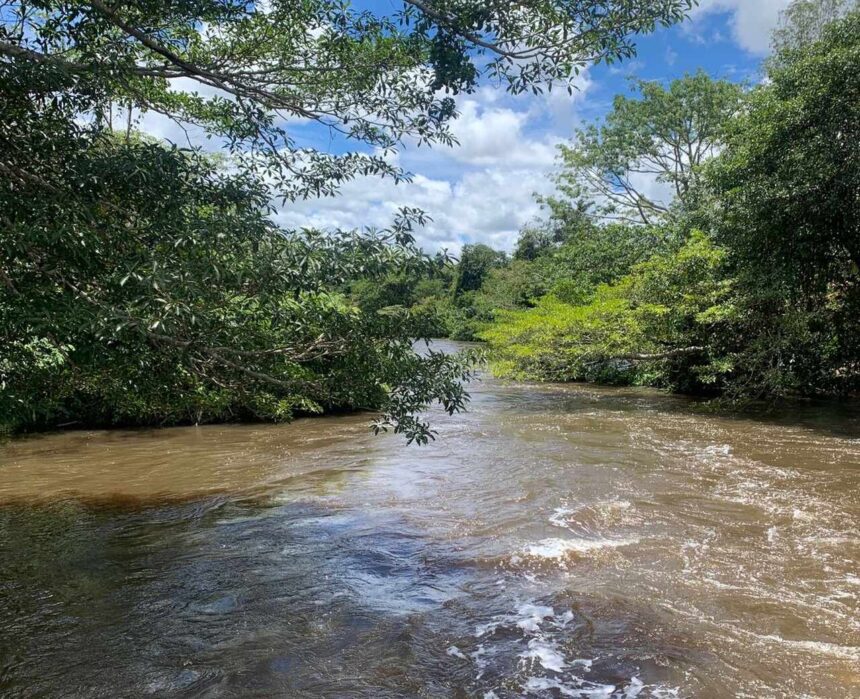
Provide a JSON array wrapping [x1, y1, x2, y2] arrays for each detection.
[[142, 0, 793, 254]]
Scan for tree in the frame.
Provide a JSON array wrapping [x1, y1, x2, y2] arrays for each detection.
[[771, 0, 857, 56], [513, 201, 594, 261], [552, 72, 744, 225], [705, 9, 860, 399], [479, 9, 860, 402], [451, 244, 508, 297], [0, 135, 479, 442], [513, 227, 557, 262], [709, 10, 860, 292], [482, 232, 733, 390], [546, 222, 668, 304], [0, 0, 696, 201], [0, 0, 697, 439]]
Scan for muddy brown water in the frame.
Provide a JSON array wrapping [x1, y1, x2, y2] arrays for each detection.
[[1, 343, 858, 698]]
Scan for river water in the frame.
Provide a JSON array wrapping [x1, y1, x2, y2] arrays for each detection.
[[1, 344, 858, 698]]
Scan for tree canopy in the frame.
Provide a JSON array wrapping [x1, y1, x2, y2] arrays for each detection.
[[771, 0, 857, 55], [710, 8, 860, 293], [1, 0, 700, 440], [471, 10, 859, 401], [550, 71, 744, 225], [0, 0, 697, 199]]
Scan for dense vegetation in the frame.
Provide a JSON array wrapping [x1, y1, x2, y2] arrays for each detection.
[[2, 0, 856, 443], [0, 0, 697, 441], [404, 1, 859, 402]]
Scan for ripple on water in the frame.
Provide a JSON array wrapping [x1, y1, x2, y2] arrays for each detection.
[[524, 537, 640, 561], [1, 369, 858, 698]]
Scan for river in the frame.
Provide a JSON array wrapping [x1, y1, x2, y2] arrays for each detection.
[[1, 342, 858, 698]]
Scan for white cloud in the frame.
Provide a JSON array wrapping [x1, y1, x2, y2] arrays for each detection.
[[628, 172, 676, 212], [665, 46, 679, 66], [690, 0, 792, 54], [134, 64, 597, 253], [275, 166, 556, 254], [276, 73, 597, 253], [442, 100, 557, 168], [535, 69, 594, 132]]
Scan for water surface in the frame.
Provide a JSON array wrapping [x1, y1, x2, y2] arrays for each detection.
[[1, 345, 858, 697]]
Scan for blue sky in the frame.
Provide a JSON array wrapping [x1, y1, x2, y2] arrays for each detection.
[[141, 1, 792, 253]]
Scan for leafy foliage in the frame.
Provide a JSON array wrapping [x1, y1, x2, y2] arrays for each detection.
[[478, 15, 859, 401], [0, 130, 479, 442], [709, 9, 860, 294], [1, 0, 698, 438], [483, 232, 733, 390], [705, 6, 860, 398], [771, 0, 857, 56], [0, 0, 696, 199], [431, 197, 671, 341], [550, 72, 744, 225], [451, 244, 508, 296]]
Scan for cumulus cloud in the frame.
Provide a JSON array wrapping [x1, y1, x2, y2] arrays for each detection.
[[689, 0, 792, 54], [276, 73, 597, 252], [442, 99, 558, 168], [135, 64, 597, 253], [275, 166, 556, 254], [277, 73, 591, 253], [534, 69, 594, 132]]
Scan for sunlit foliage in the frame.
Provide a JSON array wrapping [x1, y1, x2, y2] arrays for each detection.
[[480, 9, 859, 400]]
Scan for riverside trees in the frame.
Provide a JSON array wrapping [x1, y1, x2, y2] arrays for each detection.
[[0, 0, 695, 440], [482, 7, 860, 400]]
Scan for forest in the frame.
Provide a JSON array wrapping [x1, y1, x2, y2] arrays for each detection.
[[1, 0, 858, 443]]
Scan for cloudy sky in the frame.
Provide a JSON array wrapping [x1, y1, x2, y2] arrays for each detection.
[[144, 0, 792, 253]]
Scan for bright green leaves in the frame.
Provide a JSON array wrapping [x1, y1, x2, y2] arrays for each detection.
[[700, 8, 860, 399], [483, 232, 732, 389], [552, 71, 744, 226], [479, 7, 859, 402]]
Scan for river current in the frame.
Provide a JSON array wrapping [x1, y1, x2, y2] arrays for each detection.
[[1, 342, 858, 697]]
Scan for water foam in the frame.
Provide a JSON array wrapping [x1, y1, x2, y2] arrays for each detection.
[[516, 603, 556, 633], [471, 598, 679, 699], [525, 537, 639, 559], [549, 501, 634, 532], [522, 638, 567, 672], [753, 633, 860, 661], [524, 676, 618, 697], [446, 646, 468, 660], [549, 506, 577, 529]]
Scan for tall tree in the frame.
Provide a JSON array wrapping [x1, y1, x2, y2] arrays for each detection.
[[710, 9, 860, 292], [771, 0, 857, 55], [478, 8, 860, 401], [452, 244, 507, 297], [706, 9, 860, 399], [551, 71, 744, 225]]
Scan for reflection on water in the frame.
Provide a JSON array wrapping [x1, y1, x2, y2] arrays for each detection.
[[1, 345, 858, 697]]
